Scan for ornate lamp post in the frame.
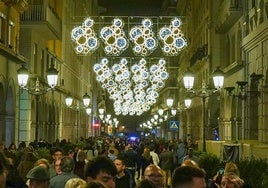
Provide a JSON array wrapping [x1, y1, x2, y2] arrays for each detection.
[[183, 67, 224, 152], [65, 93, 90, 140], [17, 63, 58, 141]]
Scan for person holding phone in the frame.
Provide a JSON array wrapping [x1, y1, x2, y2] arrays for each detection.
[[208, 166, 224, 188]]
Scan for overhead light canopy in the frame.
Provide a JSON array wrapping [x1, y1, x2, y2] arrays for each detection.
[[94, 58, 169, 115], [71, 16, 187, 56]]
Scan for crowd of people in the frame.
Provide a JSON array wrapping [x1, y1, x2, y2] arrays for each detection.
[[0, 136, 250, 188]]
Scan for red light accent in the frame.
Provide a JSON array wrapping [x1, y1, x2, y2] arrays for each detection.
[[93, 119, 100, 127], [93, 123, 100, 127]]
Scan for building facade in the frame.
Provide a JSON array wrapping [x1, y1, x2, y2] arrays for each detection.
[[177, 0, 268, 159], [0, 0, 268, 159]]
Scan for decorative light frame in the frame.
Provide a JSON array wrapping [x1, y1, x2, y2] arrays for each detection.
[[99, 18, 128, 56], [71, 16, 187, 56]]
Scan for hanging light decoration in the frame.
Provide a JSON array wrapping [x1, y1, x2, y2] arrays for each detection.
[[71, 17, 99, 55], [71, 16, 188, 117], [71, 16, 187, 56], [158, 17, 187, 56], [129, 18, 158, 56], [93, 58, 169, 115], [100, 18, 128, 56]]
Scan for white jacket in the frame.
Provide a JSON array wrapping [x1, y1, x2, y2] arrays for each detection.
[[150, 151, 160, 165]]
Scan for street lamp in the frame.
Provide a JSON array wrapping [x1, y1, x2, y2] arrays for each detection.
[[158, 108, 164, 116], [166, 97, 177, 116], [184, 95, 192, 108], [65, 93, 91, 140], [166, 98, 174, 108], [17, 63, 58, 141], [183, 67, 224, 152]]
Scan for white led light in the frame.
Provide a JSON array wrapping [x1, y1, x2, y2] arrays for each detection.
[[71, 17, 99, 55], [100, 18, 128, 56], [158, 17, 187, 56], [129, 18, 158, 56], [93, 58, 168, 115]]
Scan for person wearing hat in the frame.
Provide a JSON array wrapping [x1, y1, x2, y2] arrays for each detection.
[[26, 166, 50, 188]]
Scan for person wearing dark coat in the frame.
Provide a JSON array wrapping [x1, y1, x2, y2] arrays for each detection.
[[74, 150, 87, 180], [140, 147, 153, 176], [0, 152, 27, 188], [121, 144, 140, 187], [114, 157, 134, 188], [159, 143, 174, 188]]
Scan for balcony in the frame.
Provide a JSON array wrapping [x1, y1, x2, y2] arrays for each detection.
[[20, 4, 62, 40], [215, 0, 243, 33]]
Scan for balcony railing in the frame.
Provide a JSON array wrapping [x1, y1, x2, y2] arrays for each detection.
[[20, 4, 61, 39]]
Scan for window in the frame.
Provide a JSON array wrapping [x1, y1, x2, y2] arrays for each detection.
[[34, 43, 38, 73], [8, 20, 14, 48], [0, 12, 6, 43]]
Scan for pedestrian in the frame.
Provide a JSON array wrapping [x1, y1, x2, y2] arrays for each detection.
[[64, 177, 87, 188], [149, 145, 160, 166], [172, 166, 206, 188], [49, 147, 63, 178], [143, 164, 164, 188], [17, 151, 37, 182], [0, 160, 7, 188], [50, 156, 79, 188], [220, 172, 244, 188], [121, 144, 140, 186], [159, 144, 174, 187], [141, 147, 153, 176], [176, 139, 187, 166], [114, 156, 134, 188], [182, 148, 199, 165], [85, 156, 117, 188], [26, 166, 50, 188], [74, 150, 87, 180], [136, 179, 157, 188]]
